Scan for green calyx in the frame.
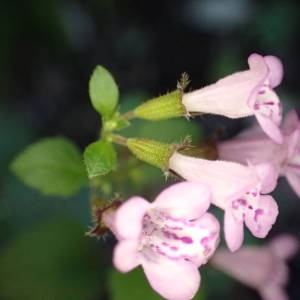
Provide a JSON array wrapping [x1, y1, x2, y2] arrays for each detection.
[[127, 138, 174, 170], [133, 90, 186, 120]]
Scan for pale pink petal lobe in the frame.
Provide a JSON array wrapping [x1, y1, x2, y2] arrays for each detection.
[[255, 112, 283, 144], [286, 172, 300, 197], [224, 209, 244, 252], [113, 240, 140, 272], [153, 181, 211, 219], [142, 258, 201, 300], [253, 162, 279, 194], [264, 55, 284, 88], [245, 195, 278, 238], [115, 196, 150, 239], [269, 234, 299, 260], [259, 285, 289, 300], [282, 109, 299, 134]]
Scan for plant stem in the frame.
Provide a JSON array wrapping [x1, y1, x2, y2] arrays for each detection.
[[111, 134, 128, 146], [121, 110, 135, 120]]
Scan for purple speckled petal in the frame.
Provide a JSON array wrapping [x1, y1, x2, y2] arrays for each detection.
[[245, 195, 278, 238], [253, 86, 283, 144], [111, 182, 221, 299]]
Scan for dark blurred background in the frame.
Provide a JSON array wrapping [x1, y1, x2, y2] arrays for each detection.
[[1, 0, 300, 299]]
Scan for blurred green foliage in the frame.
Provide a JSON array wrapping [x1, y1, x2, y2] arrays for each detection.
[[0, 218, 104, 300]]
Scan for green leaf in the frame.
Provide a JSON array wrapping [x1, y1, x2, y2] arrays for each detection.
[[89, 65, 119, 118], [10, 136, 87, 197], [84, 140, 117, 178]]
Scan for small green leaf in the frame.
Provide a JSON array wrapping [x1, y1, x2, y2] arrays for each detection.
[[84, 140, 117, 178], [10, 137, 87, 197], [89, 65, 119, 118]]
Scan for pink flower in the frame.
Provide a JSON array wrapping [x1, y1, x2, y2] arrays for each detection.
[[211, 234, 299, 300], [182, 53, 284, 143], [218, 110, 300, 197], [112, 182, 220, 300], [169, 152, 279, 252]]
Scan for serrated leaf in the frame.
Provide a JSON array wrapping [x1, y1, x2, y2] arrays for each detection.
[[10, 137, 87, 197], [89, 65, 119, 118], [84, 140, 117, 178]]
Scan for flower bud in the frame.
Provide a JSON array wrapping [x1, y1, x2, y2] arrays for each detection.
[[127, 138, 174, 170], [134, 90, 186, 120]]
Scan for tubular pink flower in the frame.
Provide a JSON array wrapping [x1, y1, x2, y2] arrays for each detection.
[[182, 53, 284, 143], [169, 152, 279, 251], [218, 110, 300, 197], [112, 182, 220, 300], [211, 234, 299, 300]]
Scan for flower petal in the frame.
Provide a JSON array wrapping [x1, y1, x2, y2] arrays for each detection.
[[259, 285, 289, 300], [212, 247, 274, 287], [245, 195, 278, 238], [268, 234, 299, 260], [194, 213, 220, 265], [282, 110, 299, 135], [113, 240, 140, 272], [247, 53, 269, 109], [153, 181, 211, 219], [255, 111, 283, 144], [218, 135, 277, 166], [142, 258, 201, 300], [115, 196, 150, 239], [253, 162, 278, 194], [169, 152, 258, 209], [264, 55, 284, 88], [285, 129, 300, 161], [248, 53, 269, 75], [224, 209, 244, 252], [182, 53, 268, 119], [285, 172, 300, 197], [182, 74, 254, 118]]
